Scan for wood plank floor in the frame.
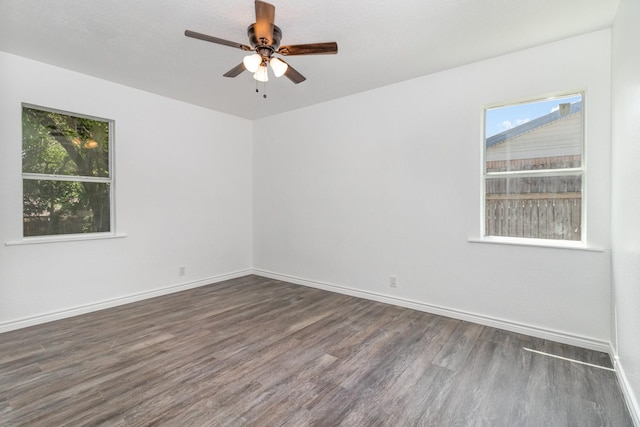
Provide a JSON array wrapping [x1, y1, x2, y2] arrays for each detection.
[[0, 275, 633, 426]]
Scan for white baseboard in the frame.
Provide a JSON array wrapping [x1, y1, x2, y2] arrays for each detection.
[[0, 269, 253, 334], [612, 350, 640, 426], [252, 268, 611, 354], [3, 267, 612, 354]]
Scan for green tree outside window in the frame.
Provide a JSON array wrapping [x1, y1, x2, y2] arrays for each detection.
[[22, 106, 112, 237]]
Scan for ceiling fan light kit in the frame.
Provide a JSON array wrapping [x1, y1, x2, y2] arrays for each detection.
[[243, 53, 262, 73], [185, 0, 338, 91], [254, 64, 269, 82], [269, 57, 288, 77]]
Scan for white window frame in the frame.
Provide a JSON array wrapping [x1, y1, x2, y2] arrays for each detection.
[[479, 92, 586, 248], [19, 103, 117, 244]]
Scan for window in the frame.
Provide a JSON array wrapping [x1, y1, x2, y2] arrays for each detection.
[[483, 93, 583, 241], [22, 105, 113, 237]]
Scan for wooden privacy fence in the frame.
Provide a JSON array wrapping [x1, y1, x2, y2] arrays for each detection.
[[485, 155, 581, 172], [485, 174, 582, 241], [485, 194, 581, 240]]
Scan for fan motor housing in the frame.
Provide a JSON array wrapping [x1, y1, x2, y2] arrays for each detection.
[[247, 24, 282, 50]]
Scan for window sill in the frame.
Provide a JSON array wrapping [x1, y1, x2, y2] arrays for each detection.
[[5, 233, 127, 246], [467, 236, 605, 252]]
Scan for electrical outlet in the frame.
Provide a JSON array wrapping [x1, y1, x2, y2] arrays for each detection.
[[390, 275, 397, 288], [179, 266, 186, 276]]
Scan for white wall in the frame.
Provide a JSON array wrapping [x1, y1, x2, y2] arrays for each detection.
[[611, 0, 640, 421], [0, 52, 253, 330], [1, 20, 633, 419], [253, 30, 612, 348]]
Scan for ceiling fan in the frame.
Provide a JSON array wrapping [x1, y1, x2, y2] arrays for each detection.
[[184, 0, 338, 85]]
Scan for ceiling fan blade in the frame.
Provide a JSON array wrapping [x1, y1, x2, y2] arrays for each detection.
[[185, 30, 251, 51], [223, 63, 247, 78], [278, 42, 338, 56], [282, 62, 306, 84], [254, 0, 275, 45]]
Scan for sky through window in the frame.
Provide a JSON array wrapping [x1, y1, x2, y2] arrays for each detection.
[[485, 94, 582, 138]]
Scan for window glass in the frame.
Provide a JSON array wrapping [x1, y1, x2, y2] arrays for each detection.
[[22, 106, 113, 237], [484, 94, 583, 241]]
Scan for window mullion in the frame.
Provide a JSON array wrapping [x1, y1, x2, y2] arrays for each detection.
[[22, 173, 111, 183], [485, 168, 582, 179]]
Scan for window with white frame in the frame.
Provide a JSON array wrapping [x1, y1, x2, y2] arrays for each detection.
[[22, 105, 113, 237], [483, 93, 584, 241]]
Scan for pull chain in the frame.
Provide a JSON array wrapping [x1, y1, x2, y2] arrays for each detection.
[[255, 80, 267, 99]]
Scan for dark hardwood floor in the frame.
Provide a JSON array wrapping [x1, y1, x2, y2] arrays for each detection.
[[0, 275, 633, 426]]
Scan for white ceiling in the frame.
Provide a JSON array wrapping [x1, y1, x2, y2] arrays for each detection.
[[0, 0, 619, 120]]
